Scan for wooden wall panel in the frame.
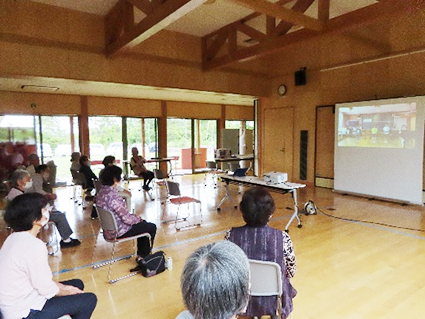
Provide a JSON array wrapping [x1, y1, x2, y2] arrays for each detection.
[[0, 91, 81, 115], [167, 101, 221, 119], [88, 97, 162, 117], [225, 105, 254, 120]]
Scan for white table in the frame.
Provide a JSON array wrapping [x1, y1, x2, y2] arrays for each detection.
[[218, 174, 306, 231]]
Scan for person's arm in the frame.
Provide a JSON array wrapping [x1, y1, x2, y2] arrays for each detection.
[[32, 174, 47, 195], [27, 240, 60, 298], [282, 231, 296, 278], [110, 190, 141, 225]]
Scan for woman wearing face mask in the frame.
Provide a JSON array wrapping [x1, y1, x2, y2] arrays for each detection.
[[6, 169, 33, 201], [96, 165, 157, 264], [7, 169, 81, 249], [0, 193, 97, 319]]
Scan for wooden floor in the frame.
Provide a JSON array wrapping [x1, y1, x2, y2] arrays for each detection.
[[1, 174, 425, 319]]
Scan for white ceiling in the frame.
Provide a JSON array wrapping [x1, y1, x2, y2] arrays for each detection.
[[0, 76, 256, 106]]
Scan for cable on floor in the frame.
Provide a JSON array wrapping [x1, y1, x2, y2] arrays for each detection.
[[315, 206, 425, 233]]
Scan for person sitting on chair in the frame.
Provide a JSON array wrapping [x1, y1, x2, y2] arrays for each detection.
[[96, 165, 157, 264], [99, 155, 132, 210], [7, 169, 81, 248], [130, 147, 154, 191], [79, 155, 97, 191], [177, 240, 250, 319], [0, 193, 97, 319], [26, 153, 40, 177], [225, 187, 297, 319]]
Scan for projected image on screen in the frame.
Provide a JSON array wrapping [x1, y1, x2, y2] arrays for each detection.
[[337, 103, 416, 148]]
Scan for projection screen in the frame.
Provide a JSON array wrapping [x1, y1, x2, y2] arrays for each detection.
[[334, 97, 424, 205]]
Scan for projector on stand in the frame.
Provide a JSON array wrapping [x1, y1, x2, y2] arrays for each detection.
[[263, 172, 288, 184]]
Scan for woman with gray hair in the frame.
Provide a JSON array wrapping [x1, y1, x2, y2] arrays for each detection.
[[177, 240, 250, 319]]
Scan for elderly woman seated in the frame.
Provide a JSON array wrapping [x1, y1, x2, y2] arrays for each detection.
[[7, 169, 81, 248], [95, 165, 157, 265], [176, 240, 250, 319], [0, 193, 97, 319], [226, 187, 297, 319]]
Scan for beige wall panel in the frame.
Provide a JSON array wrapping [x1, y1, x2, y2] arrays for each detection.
[[67, 12, 104, 48], [0, 42, 23, 74], [167, 101, 221, 119], [0, 1, 104, 48], [88, 97, 161, 117], [0, 91, 81, 115], [135, 30, 201, 62], [226, 105, 254, 120], [315, 106, 334, 179]]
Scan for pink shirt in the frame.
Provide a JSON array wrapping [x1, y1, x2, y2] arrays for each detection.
[[0, 232, 59, 319]]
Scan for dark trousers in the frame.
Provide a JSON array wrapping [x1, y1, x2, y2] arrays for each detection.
[[140, 170, 154, 186], [119, 221, 157, 257], [24, 279, 97, 319]]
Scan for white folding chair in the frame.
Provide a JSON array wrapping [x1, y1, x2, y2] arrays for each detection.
[[163, 180, 202, 230], [92, 205, 151, 284], [153, 169, 167, 196], [249, 259, 283, 318], [70, 169, 85, 205], [39, 221, 60, 255], [204, 161, 222, 188]]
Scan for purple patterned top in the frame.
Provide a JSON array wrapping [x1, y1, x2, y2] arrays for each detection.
[[226, 225, 297, 318], [96, 185, 141, 239]]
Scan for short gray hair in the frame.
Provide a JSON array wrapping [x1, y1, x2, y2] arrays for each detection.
[[10, 169, 30, 187], [181, 241, 250, 319]]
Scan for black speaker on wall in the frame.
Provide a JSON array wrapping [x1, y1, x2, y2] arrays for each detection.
[[295, 67, 307, 86]]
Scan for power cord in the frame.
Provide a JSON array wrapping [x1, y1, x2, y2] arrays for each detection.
[[315, 205, 425, 233]]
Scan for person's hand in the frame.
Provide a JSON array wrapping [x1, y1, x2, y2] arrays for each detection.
[[56, 282, 83, 296], [124, 189, 131, 196]]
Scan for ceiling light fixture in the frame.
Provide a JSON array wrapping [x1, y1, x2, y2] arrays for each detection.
[[21, 85, 60, 92]]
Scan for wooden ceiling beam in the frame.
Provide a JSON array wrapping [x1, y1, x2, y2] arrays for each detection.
[[318, 0, 330, 22], [203, 0, 421, 70], [228, 0, 324, 31], [126, 0, 154, 15], [273, 0, 314, 36], [106, 0, 206, 57], [236, 23, 267, 42]]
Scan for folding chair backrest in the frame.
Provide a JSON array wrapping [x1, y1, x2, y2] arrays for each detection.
[[96, 206, 119, 233], [206, 161, 217, 169], [229, 162, 240, 172], [93, 179, 102, 194], [166, 180, 181, 196], [154, 169, 165, 179], [71, 169, 86, 186], [249, 259, 282, 297]]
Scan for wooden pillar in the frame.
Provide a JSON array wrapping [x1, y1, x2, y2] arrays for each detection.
[[218, 104, 226, 148], [141, 118, 146, 158], [70, 116, 75, 153], [79, 96, 90, 157], [158, 101, 167, 173]]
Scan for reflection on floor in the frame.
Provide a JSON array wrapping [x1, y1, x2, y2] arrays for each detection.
[[1, 174, 425, 319]]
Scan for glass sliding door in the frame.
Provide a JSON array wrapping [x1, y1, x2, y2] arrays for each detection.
[[126, 117, 158, 176], [167, 118, 192, 174], [193, 119, 217, 173], [88, 116, 121, 176], [39, 116, 77, 183]]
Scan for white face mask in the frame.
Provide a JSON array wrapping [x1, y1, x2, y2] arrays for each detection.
[[23, 180, 33, 190]]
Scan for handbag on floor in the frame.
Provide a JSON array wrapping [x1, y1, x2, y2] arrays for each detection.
[[130, 251, 166, 277]]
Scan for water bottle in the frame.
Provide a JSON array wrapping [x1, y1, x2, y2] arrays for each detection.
[[167, 257, 173, 271]]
